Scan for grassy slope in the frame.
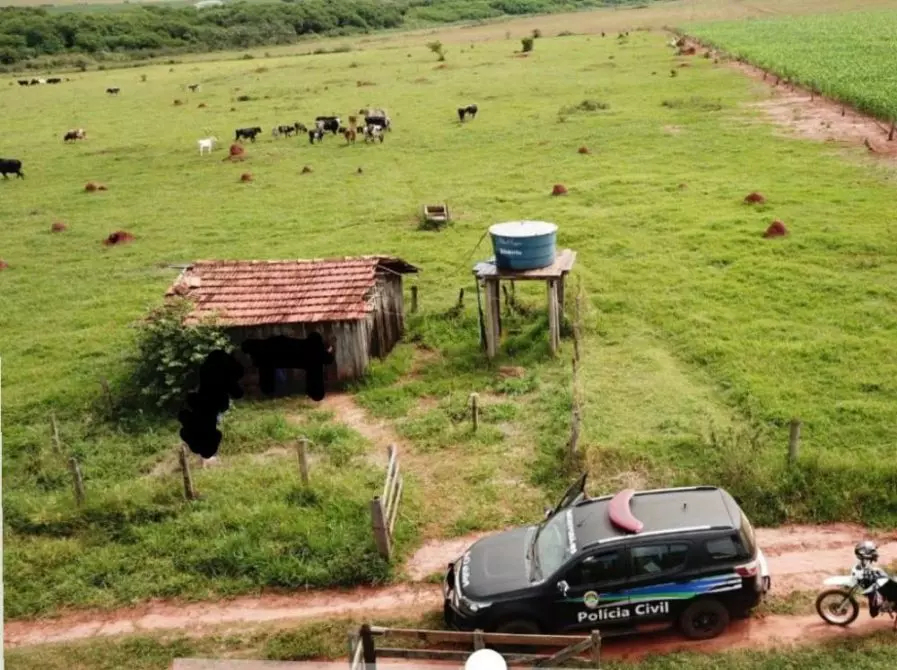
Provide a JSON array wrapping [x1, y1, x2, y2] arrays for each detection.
[[687, 9, 897, 121], [6, 615, 897, 670], [4, 1, 897, 618]]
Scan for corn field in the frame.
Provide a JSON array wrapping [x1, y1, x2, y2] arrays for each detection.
[[688, 10, 897, 123]]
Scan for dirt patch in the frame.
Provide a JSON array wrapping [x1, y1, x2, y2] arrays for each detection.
[[51, 222, 67, 232], [683, 36, 897, 155], [3, 584, 441, 649], [764, 220, 788, 238], [578, 146, 590, 154], [403, 533, 495, 580], [662, 125, 682, 135], [240, 173, 253, 183], [103, 231, 134, 246], [744, 191, 766, 204]]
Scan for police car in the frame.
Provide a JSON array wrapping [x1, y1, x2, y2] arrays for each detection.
[[443, 476, 771, 640]]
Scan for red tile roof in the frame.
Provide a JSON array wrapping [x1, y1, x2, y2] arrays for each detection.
[[165, 256, 418, 326]]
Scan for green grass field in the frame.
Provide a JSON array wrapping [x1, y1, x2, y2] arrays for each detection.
[[688, 9, 897, 121], [4, 2, 897, 620]]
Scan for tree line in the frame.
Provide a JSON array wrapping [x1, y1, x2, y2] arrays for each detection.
[[0, 0, 652, 69]]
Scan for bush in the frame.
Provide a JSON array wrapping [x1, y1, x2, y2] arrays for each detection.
[[532, 28, 542, 38], [426, 40, 445, 61], [123, 298, 232, 413], [521, 36, 534, 52]]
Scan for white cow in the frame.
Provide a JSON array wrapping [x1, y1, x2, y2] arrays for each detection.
[[198, 136, 218, 155]]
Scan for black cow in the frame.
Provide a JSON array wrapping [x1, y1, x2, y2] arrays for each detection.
[[235, 126, 262, 142], [30, 78, 40, 86], [364, 115, 391, 132], [46, 77, 62, 84], [308, 128, 324, 144], [17, 80, 29, 86], [188, 84, 200, 92], [457, 104, 478, 122], [315, 116, 341, 135], [106, 87, 120, 95], [0, 159, 24, 179]]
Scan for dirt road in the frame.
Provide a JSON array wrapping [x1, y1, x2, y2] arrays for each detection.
[[6, 523, 897, 651]]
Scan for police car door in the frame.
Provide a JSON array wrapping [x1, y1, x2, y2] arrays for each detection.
[[622, 541, 693, 623], [554, 547, 632, 632]]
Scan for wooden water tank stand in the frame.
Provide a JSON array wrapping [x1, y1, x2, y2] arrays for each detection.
[[472, 249, 577, 359]]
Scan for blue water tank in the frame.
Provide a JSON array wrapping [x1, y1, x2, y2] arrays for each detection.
[[489, 221, 558, 271]]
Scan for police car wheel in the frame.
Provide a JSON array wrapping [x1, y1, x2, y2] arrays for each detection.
[[679, 599, 730, 640]]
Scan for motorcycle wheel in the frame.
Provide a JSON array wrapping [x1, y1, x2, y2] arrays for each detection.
[[815, 589, 860, 626]]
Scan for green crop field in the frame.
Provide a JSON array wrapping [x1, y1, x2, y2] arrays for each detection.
[[4, 3, 897, 622], [687, 9, 897, 122]]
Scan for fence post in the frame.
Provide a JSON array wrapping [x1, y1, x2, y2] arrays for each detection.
[[50, 411, 63, 454], [470, 392, 479, 432], [590, 630, 601, 667], [889, 121, 895, 141], [179, 444, 197, 500], [296, 438, 310, 485], [360, 623, 377, 670], [788, 419, 801, 464], [411, 285, 418, 313], [68, 456, 85, 506], [473, 629, 485, 650], [99, 377, 114, 414], [371, 497, 390, 559]]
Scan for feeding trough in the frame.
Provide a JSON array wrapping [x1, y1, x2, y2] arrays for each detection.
[[421, 203, 450, 228], [489, 220, 557, 271]]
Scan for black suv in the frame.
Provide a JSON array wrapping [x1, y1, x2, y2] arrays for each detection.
[[443, 475, 771, 640]]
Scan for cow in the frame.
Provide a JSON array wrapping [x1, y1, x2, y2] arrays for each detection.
[[30, 79, 40, 86], [0, 159, 24, 179], [364, 114, 391, 132], [457, 104, 478, 122], [308, 128, 324, 144], [188, 84, 200, 92], [364, 125, 384, 144], [17, 80, 29, 86], [342, 127, 356, 144], [198, 137, 218, 155], [315, 116, 341, 135], [106, 87, 120, 95], [63, 129, 87, 142], [46, 77, 62, 84], [235, 126, 262, 142], [273, 123, 304, 138]]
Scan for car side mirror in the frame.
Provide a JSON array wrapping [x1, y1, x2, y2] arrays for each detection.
[[557, 580, 569, 597]]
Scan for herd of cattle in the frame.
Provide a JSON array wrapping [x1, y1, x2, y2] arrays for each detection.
[[228, 108, 395, 149], [17, 77, 66, 86], [2, 82, 480, 180]]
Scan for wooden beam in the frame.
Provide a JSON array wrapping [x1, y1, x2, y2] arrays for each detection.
[[534, 633, 596, 667], [483, 280, 498, 359], [489, 278, 501, 338], [547, 279, 560, 355], [370, 497, 390, 559], [369, 627, 589, 647]]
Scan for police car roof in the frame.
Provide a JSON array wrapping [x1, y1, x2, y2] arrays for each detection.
[[571, 486, 742, 549]]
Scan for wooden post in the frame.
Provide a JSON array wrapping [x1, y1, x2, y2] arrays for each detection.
[[502, 284, 511, 313], [360, 624, 377, 670], [889, 122, 895, 141], [50, 411, 62, 454], [788, 419, 801, 464], [470, 393, 479, 432], [547, 279, 560, 355], [590, 630, 601, 667], [99, 377, 114, 414], [296, 438, 310, 485], [410, 285, 418, 313], [179, 444, 196, 500], [456, 288, 465, 310], [68, 457, 85, 506], [573, 287, 583, 363], [371, 497, 391, 559], [473, 629, 485, 651], [483, 279, 499, 359], [488, 279, 501, 339]]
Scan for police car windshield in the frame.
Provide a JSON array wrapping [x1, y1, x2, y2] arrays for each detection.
[[534, 510, 574, 580]]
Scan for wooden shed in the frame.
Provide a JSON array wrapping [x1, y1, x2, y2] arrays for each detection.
[[165, 256, 418, 395]]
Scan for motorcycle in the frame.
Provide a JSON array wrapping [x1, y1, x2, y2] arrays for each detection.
[[816, 540, 897, 629]]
